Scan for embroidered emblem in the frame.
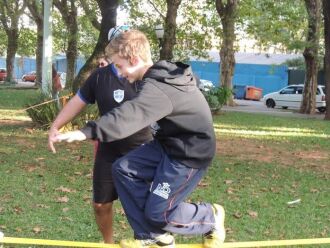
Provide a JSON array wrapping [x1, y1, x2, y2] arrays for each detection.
[[113, 89, 124, 103], [153, 182, 171, 199]]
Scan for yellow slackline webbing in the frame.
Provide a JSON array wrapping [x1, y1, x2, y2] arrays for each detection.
[[19, 93, 73, 112], [1, 237, 330, 247]]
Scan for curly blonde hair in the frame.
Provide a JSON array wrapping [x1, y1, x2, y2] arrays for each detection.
[[105, 29, 152, 63]]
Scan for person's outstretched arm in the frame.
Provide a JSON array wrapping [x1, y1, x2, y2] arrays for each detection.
[[48, 95, 87, 153]]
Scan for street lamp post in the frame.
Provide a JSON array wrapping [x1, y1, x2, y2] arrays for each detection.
[[154, 24, 164, 48]]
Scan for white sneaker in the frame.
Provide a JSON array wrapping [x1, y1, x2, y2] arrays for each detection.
[[120, 233, 175, 248], [203, 204, 225, 248]]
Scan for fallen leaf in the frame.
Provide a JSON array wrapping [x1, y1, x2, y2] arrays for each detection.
[[56, 196, 69, 203], [36, 204, 50, 209], [233, 212, 242, 219], [14, 206, 23, 214], [55, 186, 76, 193], [115, 208, 126, 216], [198, 181, 209, 187], [33, 226, 41, 234], [226, 187, 235, 194], [23, 164, 38, 173], [83, 195, 90, 202], [310, 188, 319, 193], [62, 207, 69, 212], [119, 220, 128, 230], [247, 210, 258, 218], [60, 217, 73, 222], [75, 155, 84, 161], [24, 128, 34, 134]]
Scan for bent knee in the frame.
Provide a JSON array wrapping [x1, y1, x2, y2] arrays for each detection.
[[112, 157, 129, 175], [93, 202, 113, 213], [144, 206, 167, 228]]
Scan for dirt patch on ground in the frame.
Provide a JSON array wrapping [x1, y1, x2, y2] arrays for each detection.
[[0, 119, 33, 126], [216, 138, 330, 173]]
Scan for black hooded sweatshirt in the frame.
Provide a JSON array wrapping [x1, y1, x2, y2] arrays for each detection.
[[81, 60, 216, 169]]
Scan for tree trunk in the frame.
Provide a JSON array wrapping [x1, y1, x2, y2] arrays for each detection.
[[216, 0, 238, 106], [323, 0, 330, 120], [72, 0, 118, 92], [5, 30, 19, 82], [26, 0, 43, 86], [160, 0, 182, 60], [300, 0, 321, 114], [65, 13, 78, 89], [0, 1, 26, 83], [35, 24, 43, 86], [54, 0, 78, 90]]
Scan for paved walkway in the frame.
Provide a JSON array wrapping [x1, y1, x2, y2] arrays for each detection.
[[222, 99, 325, 120]]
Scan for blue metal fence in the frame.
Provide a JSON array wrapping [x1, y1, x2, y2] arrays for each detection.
[[1, 57, 288, 95], [189, 61, 288, 96]]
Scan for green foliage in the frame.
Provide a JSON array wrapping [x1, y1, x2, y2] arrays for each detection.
[[239, 0, 308, 53], [77, 15, 99, 58], [0, 28, 7, 56], [122, 0, 219, 61], [52, 11, 69, 54], [203, 86, 232, 112], [282, 57, 306, 69], [26, 95, 62, 129], [25, 94, 99, 130], [18, 28, 37, 57], [69, 104, 99, 130]]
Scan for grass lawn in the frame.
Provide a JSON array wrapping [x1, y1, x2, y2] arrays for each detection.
[[0, 88, 329, 246]]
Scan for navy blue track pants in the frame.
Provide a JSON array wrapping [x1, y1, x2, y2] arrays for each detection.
[[112, 140, 215, 239]]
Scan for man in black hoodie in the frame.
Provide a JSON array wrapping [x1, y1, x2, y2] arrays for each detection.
[[54, 29, 225, 248]]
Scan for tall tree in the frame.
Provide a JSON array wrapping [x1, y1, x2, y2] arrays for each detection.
[[160, 0, 182, 60], [323, 0, 330, 120], [240, 0, 307, 53], [124, 0, 217, 61], [25, 0, 43, 86], [0, 0, 26, 82], [216, 0, 239, 106], [53, 0, 78, 90], [72, 0, 118, 92], [300, 0, 322, 114]]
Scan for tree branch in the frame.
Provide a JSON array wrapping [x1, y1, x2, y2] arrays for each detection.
[[79, 0, 100, 30], [146, 0, 165, 20]]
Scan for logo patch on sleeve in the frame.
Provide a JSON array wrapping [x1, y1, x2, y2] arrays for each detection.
[[113, 89, 124, 103]]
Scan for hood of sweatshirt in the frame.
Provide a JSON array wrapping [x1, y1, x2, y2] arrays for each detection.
[[143, 60, 197, 92]]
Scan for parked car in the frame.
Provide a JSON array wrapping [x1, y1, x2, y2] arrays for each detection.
[[262, 84, 326, 113], [199, 79, 214, 91], [22, 71, 37, 82], [0, 68, 7, 81]]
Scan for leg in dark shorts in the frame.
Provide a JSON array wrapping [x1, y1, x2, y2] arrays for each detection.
[[93, 142, 119, 203]]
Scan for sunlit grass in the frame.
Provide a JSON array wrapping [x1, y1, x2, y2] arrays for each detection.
[[214, 124, 330, 139], [0, 88, 40, 110], [218, 123, 322, 134], [0, 109, 31, 121]]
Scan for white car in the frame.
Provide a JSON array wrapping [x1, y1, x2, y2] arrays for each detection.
[[199, 79, 214, 91], [262, 84, 326, 113]]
